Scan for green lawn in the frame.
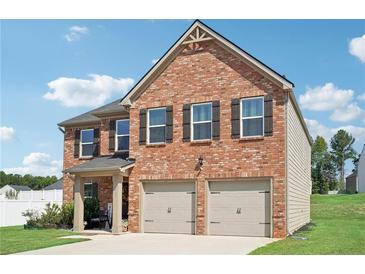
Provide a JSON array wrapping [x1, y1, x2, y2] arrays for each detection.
[[250, 193, 365, 255], [0, 226, 88, 255]]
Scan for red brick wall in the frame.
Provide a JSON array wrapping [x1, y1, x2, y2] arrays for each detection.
[[127, 41, 287, 237]]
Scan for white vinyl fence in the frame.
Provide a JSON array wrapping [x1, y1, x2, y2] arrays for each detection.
[[0, 189, 63, 227]]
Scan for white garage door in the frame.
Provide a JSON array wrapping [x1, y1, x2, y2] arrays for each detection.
[[208, 181, 271, 237], [143, 181, 195, 234]]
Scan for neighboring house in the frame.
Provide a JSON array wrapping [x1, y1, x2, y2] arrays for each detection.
[[0, 184, 32, 197], [357, 145, 365, 193], [346, 171, 358, 193], [44, 178, 64, 190], [58, 20, 312, 238]]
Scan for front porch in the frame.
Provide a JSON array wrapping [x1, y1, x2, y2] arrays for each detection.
[[63, 155, 134, 234]]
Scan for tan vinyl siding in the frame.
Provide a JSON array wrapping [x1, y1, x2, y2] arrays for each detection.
[[287, 95, 312, 233]]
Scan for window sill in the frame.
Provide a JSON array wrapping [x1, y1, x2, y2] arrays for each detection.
[[190, 140, 212, 145], [239, 136, 264, 142], [146, 143, 166, 148], [79, 156, 94, 160]]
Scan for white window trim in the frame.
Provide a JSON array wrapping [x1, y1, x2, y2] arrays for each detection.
[[147, 107, 166, 145], [80, 129, 94, 157], [191, 102, 212, 141], [115, 119, 130, 152], [240, 96, 264, 138]]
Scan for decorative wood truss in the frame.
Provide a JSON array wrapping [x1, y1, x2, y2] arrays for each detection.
[[182, 26, 213, 45]]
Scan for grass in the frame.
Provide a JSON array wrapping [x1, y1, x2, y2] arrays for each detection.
[[250, 193, 365, 255], [0, 226, 88, 255]]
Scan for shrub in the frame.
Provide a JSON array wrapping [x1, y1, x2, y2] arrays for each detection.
[[84, 197, 99, 224], [39, 203, 61, 228], [59, 202, 74, 227], [22, 209, 41, 228]]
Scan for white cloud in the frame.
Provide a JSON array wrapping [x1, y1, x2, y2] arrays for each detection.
[[330, 103, 365, 123], [43, 74, 134, 108], [358, 93, 365, 100], [349, 34, 365, 63], [2, 152, 62, 177], [299, 83, 354, 111], [64, 25, 89, 42], [152, 58, 159, 65], [0, 126, 15, 141], [305, 119, 365, 143]]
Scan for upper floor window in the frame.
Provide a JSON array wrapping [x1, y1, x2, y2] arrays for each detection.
[[192, 102, 212, 141], [241, 97, 264, 137], [80, 129, 94, 157], [116, 119, 129, 151], [147, 107, 166, 144]]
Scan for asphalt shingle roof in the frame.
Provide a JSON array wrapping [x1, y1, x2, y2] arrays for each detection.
[[58, 99, 128, 127], [44, 178, 63, 190], [9, 185, 32, 191], [63, 154, 134, 174]]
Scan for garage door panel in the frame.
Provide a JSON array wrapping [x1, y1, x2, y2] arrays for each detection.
[[143, 182, 195, 234], [209, 194, 269, 207], [208, 181, 271, 237], [209, 207, 269, 222], [144, 220, 195, 234], [209, 222, 270, 237]]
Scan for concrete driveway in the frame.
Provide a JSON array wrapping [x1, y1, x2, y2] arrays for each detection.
[[17, 233, 277, 255]]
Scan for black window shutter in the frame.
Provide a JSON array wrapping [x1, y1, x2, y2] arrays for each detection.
[[109, 120, 116, 152], [74, 129, 80, 158], [182, 104, 191, 142], [93, 128, 100, 157], [92, 182, 98, 199], [139, 109, 147, 145], [231, 99, 240, 138], [166, 106, 173, 143], [212, 100, 220, 140], [264, 95, 273, 136]]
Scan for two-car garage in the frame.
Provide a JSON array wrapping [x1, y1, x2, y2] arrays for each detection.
[[141, 180, 271, 237]]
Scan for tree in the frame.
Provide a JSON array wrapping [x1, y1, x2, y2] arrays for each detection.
[[0, 171, 59, 190], [330, 130, 357, 190], [311, 136, 329, 193]]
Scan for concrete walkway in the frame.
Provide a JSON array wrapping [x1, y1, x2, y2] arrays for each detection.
[[17, 233, 277, 255]]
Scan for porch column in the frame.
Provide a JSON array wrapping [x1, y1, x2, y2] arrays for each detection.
[[73, 176, 84, 232], [112, 175, 123, 234]]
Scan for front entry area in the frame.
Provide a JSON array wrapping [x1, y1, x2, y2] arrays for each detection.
[[142, 181, 195, 234], [208, 180, 271, 237]]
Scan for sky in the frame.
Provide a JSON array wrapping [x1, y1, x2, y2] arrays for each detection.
[[1, 19, 365, 178]]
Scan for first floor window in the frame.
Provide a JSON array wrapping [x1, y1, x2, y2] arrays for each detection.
[[148, 107, 166, 144], [241, 97, 264, 137], [192, 102, 212, 141], [116, 119, 129, 151], [80, 129, 94, 157], [84, 181, 98, 199]]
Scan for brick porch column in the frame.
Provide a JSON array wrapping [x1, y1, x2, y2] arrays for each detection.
[[73, 176, 84, 232], [112, 175, 123, 234]]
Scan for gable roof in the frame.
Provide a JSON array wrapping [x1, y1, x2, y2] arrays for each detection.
[[58, 98, 128, 127], [44, 178, 63, 190], [8, 185, 32, 191], [121, 20, 294, 106]]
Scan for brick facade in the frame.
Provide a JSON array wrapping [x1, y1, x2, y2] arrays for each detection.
[[62, 40, 288, 238]]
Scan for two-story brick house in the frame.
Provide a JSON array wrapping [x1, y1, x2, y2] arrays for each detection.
[[59, 20, 312, 238]]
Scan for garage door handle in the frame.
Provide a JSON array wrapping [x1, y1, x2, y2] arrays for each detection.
[[210, 221, 220, 224], [236, 208, 241, 214], [167, 207, 171, 213]]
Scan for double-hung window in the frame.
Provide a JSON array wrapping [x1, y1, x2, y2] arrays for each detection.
[[192, 102, 212, 141], [116, 119, 129, 151], [80, 129, 94, 157], [147, 107, 166, 144], [241, 97, 264, 137]]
